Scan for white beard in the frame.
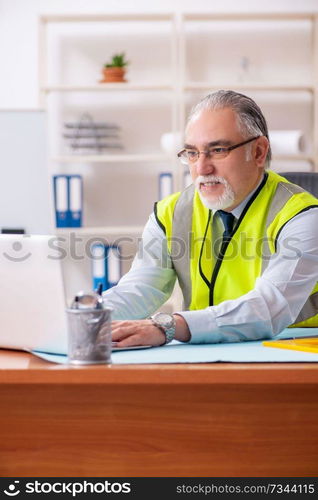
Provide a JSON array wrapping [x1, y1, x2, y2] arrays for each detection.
[[195, 175, 235, 210]]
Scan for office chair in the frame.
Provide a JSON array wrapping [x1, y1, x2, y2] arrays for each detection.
[[278, 171, 318, 198]]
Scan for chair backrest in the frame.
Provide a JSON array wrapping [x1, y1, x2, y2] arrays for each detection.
[[278, 171, 318, 198]]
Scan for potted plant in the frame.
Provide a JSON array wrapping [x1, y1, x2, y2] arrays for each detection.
[[100, 52, 129, 83]]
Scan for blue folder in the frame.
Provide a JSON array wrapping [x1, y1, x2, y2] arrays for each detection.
[[91, 242, 108, 292], [91, 243, 121, 291], [53, 175, 69, 228], [68, 174, 83, 227], [53, 175, 83, 228]]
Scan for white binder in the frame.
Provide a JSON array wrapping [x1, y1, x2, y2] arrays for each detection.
[[54, 175, 69, 227], [107, 246, 121, 287], [91, 242, 107, 291], [68, 175, 83, 227]]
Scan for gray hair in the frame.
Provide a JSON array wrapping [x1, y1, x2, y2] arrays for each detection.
[[186, 90, 272, 167]]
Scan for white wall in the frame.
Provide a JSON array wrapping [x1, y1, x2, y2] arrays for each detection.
[[1, 0, 318, 109]]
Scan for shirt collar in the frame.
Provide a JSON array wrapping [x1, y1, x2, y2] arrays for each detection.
[[212, 174, 264, 220]]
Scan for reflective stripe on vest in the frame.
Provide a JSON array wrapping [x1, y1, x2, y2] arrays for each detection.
[[171, 184, 195, 310], [261, 181, 305, 274]]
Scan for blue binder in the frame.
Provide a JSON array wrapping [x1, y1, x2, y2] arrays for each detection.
[[53, 175, 83, 228], [91, 242, 108, 292], [91, 243, 121, 291], [68, 175, 83, 227], [158, 172, 173, 200], [53, 175, 69, 228], [106, 245, 121, 289]]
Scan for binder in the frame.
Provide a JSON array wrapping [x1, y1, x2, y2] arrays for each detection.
[[53, 175, 83, 228], [159, 173, 173, 200], [91, 243, 108, 292], [106, 245, 121, 288], [53, 175, 69, 227], [91, 243, 122, 291], [68, 175, 83, 227]]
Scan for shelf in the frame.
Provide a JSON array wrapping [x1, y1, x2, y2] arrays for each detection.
[[41, 14, 174, 23], [56, 225, 144, 236], [44, 83, 314, 94], [183, 13, 315, 21], [42, 84, 174, 93], [50, 153, 171, 163], [185, 83, 314, 93], [272, 155, 314, 163]]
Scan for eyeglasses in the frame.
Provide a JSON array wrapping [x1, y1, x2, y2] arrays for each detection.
[[177, 136, 260, 165]]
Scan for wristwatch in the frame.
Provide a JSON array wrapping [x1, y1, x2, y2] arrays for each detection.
[[149, 312, 176, 344]]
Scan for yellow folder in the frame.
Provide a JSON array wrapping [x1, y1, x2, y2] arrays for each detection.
[[263, 337, 318, 354]]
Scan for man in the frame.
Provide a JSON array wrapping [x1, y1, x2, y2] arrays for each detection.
[[103, 90, 318, 347]]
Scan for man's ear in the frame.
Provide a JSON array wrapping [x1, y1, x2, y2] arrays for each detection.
[[254, 136, 269, 167]]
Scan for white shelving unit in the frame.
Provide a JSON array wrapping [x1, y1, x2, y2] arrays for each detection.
[[39, 12, 179, 230], [39, 13, 182, 306], [38, 11, 318, 306]]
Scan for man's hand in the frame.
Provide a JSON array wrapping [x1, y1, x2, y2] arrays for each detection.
[[110, 319, 166, 347], [105, 314, 191, 348]]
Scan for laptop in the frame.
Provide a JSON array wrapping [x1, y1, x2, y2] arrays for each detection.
[[0, 234, 150, 355]]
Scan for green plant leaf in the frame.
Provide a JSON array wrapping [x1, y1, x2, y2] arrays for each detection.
[[104, 52, 129, 67]]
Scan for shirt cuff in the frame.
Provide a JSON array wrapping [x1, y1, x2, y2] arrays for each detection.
[[176, 308, 220, 344]]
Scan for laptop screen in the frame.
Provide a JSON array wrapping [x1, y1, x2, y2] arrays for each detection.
[[0, 234, 68, 354]]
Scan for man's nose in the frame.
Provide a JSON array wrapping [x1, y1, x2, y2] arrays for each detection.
[[195, 152, 216, 175]]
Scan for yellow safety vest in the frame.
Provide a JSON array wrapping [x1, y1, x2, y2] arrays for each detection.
[[154, 170, 318, 328]]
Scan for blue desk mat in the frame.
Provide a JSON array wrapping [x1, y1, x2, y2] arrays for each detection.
[[32, 328, 318, 364]]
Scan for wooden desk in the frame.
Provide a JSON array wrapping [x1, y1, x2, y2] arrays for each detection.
[[0, 349, 317, 477]]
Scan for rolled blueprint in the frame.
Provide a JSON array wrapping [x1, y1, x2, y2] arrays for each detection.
[[268, 130, 305, 155], [160, 132, 183, 154]]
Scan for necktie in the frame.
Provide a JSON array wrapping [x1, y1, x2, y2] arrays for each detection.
[[217, 210, 235, 240]]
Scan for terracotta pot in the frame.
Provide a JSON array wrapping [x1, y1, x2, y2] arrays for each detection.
[[101, 67, 126, 83]]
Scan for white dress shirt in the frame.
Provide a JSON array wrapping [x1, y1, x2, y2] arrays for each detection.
[[103, 179, 318, 343]]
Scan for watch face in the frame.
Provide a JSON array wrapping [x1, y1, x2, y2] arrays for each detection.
[[155, 312, 174, 328]]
